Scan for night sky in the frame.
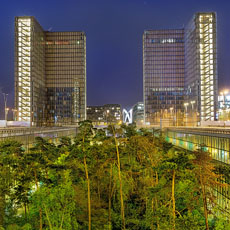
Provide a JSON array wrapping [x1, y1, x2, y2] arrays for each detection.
[[0, 0, 230, 119]]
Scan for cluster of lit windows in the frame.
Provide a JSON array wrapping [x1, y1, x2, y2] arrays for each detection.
[[87, 105, 121, 123], [150, 38, 184, 43], [166, 129, 230, 165], [184, 13, 217, 123], [143, 29, 185, 124], [151, 87, 184, 92], [199, 14, 215, 121], [15, 17, 86, 126], [45, 32, 86, 125], [16, 18, 32, 122]]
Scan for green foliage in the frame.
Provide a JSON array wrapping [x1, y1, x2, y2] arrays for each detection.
[[0, 125, 227, 229], [30, 173, 78, 229], [176, 212, 206, 230]]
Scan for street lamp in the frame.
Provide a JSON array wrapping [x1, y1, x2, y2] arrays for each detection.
[[184, 103, 189, 113], [106, 110, 110, 124], [190, 101, 196, 126], [12, 109, 17, 121], [5, 108, 9, 121], [169, 107, 174, 126], [2, 93, 8, 121], [190, 101, 195, 110], [184, 103, 189, 126]]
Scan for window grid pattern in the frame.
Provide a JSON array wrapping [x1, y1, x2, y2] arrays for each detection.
[[15, 17, 46, 125], [45, 32, 86, 125], [143, 30, 185, 125], [165, 128, 230, 214], [15, 17, 86, 126], [185, 12, 217, 122], [15, 18, 31, 122], [199, 14, 216, 121]]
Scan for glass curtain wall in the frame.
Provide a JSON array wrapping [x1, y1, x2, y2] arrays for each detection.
[[15, 16, 86, 126], [45, 32, 86, 125], [15, 16, 46, 126], [143, 30, 185, 125], [185, 12, 217, 123]]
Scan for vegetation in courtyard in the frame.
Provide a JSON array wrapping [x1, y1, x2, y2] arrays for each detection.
[[0, 121, 229, 229]]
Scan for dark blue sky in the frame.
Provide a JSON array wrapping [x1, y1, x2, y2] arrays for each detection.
[[0, 0, 230, 116]]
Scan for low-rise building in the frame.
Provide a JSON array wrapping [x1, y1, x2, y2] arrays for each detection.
[[87, 104, 122, 125], [132, 102, 144, 125]]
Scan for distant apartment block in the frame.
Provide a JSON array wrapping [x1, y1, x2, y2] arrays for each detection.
[[15, 16, 86, 126], [87, 104, 122, 124], [132, 102, 144, 125], [143, 12, 217, 125]]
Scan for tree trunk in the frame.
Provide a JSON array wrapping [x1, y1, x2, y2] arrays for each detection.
[[113, 132, 125, 229], [97, 180, 101, 205], [39, 208, 43, 230], [155, 171, 159, 230], [200, 174, 209, 230], [44, 204, 52, 230], [34, 169, 43, 230], [172, 170, 176, 230], [82, 130, 91, 230], [84, 156, 91, 230], [0, 194, 5, 227], [108, 164, 112, 230], [24, 202, 27, 220]]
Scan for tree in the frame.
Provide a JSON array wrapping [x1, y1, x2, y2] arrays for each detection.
[[193, 148, 226, 230], [73, 120, 94, 230], [0, 140, 24, 227], [30, 171, 78, 229]]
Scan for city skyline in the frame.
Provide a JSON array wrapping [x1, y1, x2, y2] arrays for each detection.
[[0, 0, 230, 119]]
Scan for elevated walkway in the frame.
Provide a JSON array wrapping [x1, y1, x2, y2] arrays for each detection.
[[0, 126, 77, 149]]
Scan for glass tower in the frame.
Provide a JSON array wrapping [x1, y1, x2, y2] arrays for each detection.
[[143, 30, 185, 125], [45, 32, 86, 125], [15, 17, 46, 125], [15, 16, 86, 126], [143, 12, 217, 126], [185, 12, 217, 122]]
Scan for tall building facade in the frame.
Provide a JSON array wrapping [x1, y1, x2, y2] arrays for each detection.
[[184, 12, 217, 122], [143, 12, 217, 126], [15, 16, 86, 126], [143, 29, 185, 125]]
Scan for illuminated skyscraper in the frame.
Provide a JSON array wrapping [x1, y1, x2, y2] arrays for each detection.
[[15, 16, 86, 126], [185, 12, 217, 122], [143, 12, 217, 126], [143, 29, 185, 125]]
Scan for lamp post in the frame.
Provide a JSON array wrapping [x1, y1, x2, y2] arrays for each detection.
[[2, 93, 8, 121], [12, 109, 17, 121], [5, 108, 9, 121], [106, 110, 110, 125], [184, 103, 189, 126], [170, 107, 174, 126], [190, 101, 195, 126], [190, 101, 195, 110]]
